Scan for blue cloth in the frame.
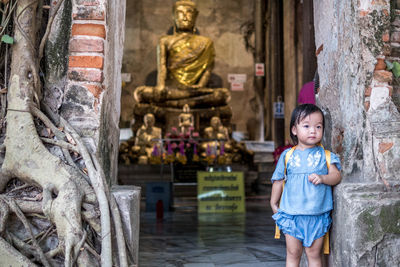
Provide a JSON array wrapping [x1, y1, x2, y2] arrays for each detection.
[[273, 210, 332, 247], [271, 146, 341, 215]]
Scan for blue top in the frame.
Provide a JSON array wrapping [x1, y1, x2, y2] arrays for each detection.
[[271, 146, 341, 215]]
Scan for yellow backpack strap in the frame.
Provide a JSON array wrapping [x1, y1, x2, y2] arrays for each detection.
[[325, 150, 331, 169], [274, 221, 281, 239], [284, 146, 296, 174], [319, 143, 331, 169], [321, 144, 331, 254], [274, 146, 296, 239], [323, 232, 330, 254]]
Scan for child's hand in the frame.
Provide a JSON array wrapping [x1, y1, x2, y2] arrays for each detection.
[[308, 173, 323, 185], [271, 204, 279, 214]]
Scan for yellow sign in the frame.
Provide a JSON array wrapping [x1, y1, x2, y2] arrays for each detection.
[[197, 171, 245, 213]]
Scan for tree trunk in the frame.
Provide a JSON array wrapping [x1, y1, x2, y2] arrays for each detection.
[[0, 0, 124, 265]]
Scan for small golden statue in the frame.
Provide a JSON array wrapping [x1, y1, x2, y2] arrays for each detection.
[[201, 116, 232, 161], [204, 116, 230, 141], [133, 0, 230, 109], [178, 104, 194, 134], [133, 113, 162, 164]]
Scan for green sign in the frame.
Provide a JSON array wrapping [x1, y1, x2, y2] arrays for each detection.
[[197, 171, 245, 213]]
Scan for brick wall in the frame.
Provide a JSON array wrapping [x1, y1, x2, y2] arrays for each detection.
[[66, 1, 106, 121], [58, 0, 124, 184]]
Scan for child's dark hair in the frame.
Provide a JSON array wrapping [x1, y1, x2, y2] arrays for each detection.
[[289, 104, 325, 145]]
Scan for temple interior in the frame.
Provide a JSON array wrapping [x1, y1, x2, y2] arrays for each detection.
[[118, 0, 400, 266], [118, 0, 314, 265]]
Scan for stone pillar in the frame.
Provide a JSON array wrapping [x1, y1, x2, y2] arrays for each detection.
[[314, 0, 400, 266], [112, 185, 141, 267]]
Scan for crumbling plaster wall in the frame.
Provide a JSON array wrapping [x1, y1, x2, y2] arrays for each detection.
[[122, 0, 255, 133], [314, 0, 368, 180], [315, 0, 400, 182], [314, 0, 400, 266]]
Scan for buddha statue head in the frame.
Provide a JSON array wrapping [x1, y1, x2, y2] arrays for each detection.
[[210, 116, 221, 131], [173, 0, 198, 33], [143, 113, 155, 130]]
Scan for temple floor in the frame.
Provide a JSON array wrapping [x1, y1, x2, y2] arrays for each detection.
[[139, 195, 286, 266]]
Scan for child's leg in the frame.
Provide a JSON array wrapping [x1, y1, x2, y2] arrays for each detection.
[[285, 234, 303, 267], [304, 236, 324, 267]]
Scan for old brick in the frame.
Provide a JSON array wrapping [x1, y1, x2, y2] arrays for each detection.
[[85, 84, 103, 98], [383, 9, 389, 16], [393, 17, 400, 27], [69, 38, 104, 52], [68, 68, 103, 82], [388, 85, 393, 96], [378, 142, 393, 153], [73, 6, 105, 20], [365, 87, 372, 97], [383, 43, 391, 56], [69, 56, 103, 69], [390, 43, 400, 57], [72, 24, 105, 38], [64, 84, 93, 108], [373, 70, 393, 83], [382, 32, 390, 42], [375, 58, 386, 70], [364, 101, 370, 111], [371, 0, 389, 5], [315, 44, 323, 56], [359, 10, 369, 17], [391, 31, 400, 43], [75, 0, 99, 6]]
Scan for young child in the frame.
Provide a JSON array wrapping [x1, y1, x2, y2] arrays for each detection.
[[270, 104, 341, 267]]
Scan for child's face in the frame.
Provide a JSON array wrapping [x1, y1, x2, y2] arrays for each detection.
[[291, 111, 323, 149]]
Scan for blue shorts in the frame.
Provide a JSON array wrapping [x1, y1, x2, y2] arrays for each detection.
[[272, 210, 331, 247]]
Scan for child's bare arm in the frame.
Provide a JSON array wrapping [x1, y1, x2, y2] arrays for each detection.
[[270, 180, 284, 213], [308, 164, 341, 186]]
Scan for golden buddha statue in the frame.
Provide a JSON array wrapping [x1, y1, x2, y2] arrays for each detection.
[[201, 116, 232, 157], [133, 113, 162, 164], [204, 116, 229, 140], [178, 104, 194, 134], [133, 0, 230, 109]]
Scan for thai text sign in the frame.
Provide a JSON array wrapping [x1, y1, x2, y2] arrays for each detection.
[[197, 171, 245, 213]]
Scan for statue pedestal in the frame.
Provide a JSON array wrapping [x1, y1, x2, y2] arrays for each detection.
[[133, 103, 232, 134]]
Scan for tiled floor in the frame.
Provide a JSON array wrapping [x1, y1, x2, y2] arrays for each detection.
[[139, 197, 286, 266]]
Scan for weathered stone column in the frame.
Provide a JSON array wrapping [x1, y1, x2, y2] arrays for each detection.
[[314, 0, 400, 266], [112, 185, 141, 267]]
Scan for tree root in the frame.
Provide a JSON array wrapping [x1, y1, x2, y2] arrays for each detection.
[[40, 137, 79, 154], [0, 170, 12, 192], [1, 0, 130, 264], [61, 118, 113, 267], [0, 196, 51, 267], [8, 232, 42, 261], [31, 105, 92, 188], [0, 197, 10, 233]]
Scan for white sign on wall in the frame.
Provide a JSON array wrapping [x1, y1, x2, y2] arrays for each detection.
[[228, 74, 247, 83], [227, 74, 247, 91], [230, 82, 244, 91]]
